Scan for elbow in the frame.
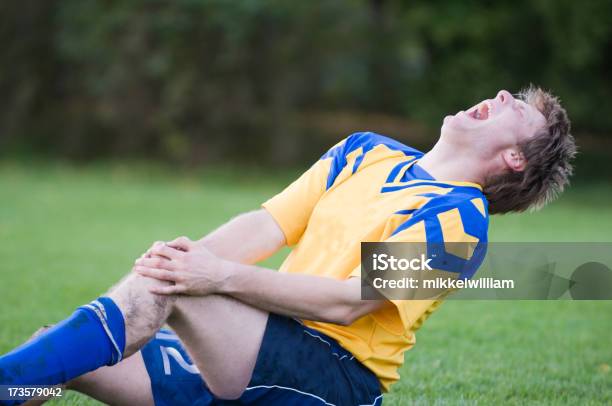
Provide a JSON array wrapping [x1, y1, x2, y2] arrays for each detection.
[[336, 315, 356, 327], [325, 298, 383, 326], [326, 305, 360, 326]]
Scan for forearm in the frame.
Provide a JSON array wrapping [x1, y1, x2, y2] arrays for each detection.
[[196, 209, 285, 264], [139, 241, 384, 322], [219, 262, 380, 325]]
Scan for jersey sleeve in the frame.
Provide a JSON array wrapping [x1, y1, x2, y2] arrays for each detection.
[[262, 138, 347, 245], [379, 198, 488, 331], [389, 199, 488, 278]]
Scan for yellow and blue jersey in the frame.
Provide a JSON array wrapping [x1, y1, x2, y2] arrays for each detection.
[[262, 132, 489, 391]]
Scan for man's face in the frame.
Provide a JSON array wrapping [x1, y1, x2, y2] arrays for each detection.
[[441, 90, 547, 155]]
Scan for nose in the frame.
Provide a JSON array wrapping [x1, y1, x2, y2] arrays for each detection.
[[497, 90, 513, 104]]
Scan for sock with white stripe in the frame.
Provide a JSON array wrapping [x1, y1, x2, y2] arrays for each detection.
[[0, 297, 126, 388]]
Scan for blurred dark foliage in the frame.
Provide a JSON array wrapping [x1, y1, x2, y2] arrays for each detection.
[[0, 0, 611, 165]]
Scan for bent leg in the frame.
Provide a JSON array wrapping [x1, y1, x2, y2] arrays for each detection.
[[167, 295, 268, 399], [106, 269, 268, 399], [102, 270, 268, 399], [70, 292, 268, 406], [2, 268, 267, 400], [0, 269, 175, 390]]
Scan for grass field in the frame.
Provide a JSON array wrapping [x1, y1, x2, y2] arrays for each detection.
[[1, 161, 611, 405]]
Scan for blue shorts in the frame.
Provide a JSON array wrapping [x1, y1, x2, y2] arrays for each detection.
[[141, 313, 383, 405]]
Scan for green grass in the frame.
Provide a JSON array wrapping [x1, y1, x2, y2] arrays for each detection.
[[1, 161, 611, 405]]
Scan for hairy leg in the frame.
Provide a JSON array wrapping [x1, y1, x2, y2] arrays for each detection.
[[3, 269, 267, 403], [2, 251, 267, 402], [106, 272, 177, 357], [105, 271, 268, 399]]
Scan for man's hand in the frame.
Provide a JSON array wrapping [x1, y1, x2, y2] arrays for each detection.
[[133, 237, 231, 296]]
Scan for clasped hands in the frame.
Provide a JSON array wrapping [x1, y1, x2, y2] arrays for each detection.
[[132, 237, 231, 296]]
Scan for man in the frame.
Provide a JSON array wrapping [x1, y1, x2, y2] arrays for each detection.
[[0, 88, 575, 405]]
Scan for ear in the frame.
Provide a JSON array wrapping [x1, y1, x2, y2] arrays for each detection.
[[501, 148, 526, 172]]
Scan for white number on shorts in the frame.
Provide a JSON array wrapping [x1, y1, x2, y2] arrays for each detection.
[[159, 346, 200, 375]]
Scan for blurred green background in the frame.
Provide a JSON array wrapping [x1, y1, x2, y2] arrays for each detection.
[[1, 0, 612, 173], [1, 1, 611, 404]]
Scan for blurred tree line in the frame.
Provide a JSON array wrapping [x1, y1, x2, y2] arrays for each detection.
[[0, 0, 611, 165]]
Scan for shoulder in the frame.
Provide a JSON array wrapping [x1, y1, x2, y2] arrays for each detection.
[[393, 188, 488, 243], [322, 131, 423, 160], [418, 188, 489, 242], [320, 132, 423, 190]]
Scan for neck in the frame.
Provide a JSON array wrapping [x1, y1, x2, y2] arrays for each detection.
[[417, 139, 486, 185]]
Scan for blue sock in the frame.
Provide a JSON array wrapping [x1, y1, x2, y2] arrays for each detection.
[[0, 297, 126, 387]]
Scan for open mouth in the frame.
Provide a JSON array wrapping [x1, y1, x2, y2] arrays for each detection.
[[467, 101, 493, 120]]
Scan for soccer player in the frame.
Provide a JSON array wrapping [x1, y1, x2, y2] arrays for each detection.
[[0, 88, 575, 405]]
